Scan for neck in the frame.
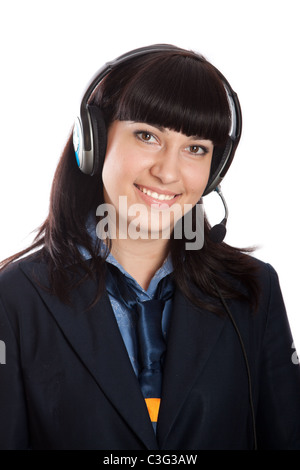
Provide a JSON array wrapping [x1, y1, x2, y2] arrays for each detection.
[[109, 237, 170, 290]]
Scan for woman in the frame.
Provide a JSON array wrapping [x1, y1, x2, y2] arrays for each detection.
[[0, 44, 299, 450]]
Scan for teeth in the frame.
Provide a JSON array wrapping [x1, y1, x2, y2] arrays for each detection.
[[138, 186, 176, 201]]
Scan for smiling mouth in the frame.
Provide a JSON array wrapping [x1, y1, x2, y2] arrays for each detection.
[[134, 184, 179, 201]]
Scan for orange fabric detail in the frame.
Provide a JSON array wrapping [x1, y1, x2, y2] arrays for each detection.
[[145, 398, 161, 422]]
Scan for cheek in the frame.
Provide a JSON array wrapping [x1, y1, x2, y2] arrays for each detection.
[[102, 149, 141, 200], [102, 152, 122, 204], [184, 163, 211, 197], [102, 150, 126, 186]]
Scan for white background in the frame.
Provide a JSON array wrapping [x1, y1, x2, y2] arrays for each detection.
[[0, 0, 299, 351]]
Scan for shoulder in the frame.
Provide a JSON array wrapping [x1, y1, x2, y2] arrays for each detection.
[[251, 256, 280, 288], [0, 250, 44, 279], [234, 255, 287, 330], [221, 254, 285, 324], [243, 255, 284, 310], [254, 257, 286, 310], [0, 251, 50, 338], [225, 250, 280, 291], [0, 251, 47, 302], [221, 251, 281, 302]]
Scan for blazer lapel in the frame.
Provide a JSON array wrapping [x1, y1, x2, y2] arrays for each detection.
[[20, 259, 158, 450], [157, 287, 226, 448]]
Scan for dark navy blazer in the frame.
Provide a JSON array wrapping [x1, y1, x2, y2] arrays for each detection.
[[0, 253, 300, 450]]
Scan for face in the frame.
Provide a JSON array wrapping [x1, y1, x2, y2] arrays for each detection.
[[101, 120, 213, 241]]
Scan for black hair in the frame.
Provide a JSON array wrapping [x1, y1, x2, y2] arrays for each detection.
[[92, 50, 232, 187]]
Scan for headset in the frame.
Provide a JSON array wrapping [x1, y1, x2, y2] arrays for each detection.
[[72, 44, 242, 197]]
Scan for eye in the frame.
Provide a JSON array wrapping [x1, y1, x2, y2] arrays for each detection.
[[135, 131, 158, 144], [186, 145, 208, 156]]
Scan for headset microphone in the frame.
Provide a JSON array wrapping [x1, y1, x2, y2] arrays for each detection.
[[208, 186, 228, 243]]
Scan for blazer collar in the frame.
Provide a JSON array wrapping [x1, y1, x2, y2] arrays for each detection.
[[20, 258, 159, 450]]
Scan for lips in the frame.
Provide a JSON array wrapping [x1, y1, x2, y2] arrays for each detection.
[[134, 184, 179, 201]]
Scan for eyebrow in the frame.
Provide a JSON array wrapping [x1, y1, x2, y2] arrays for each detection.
[[136, 122, 166, 133], [133, 122, 208, 142], [186, 134, 208, 141]]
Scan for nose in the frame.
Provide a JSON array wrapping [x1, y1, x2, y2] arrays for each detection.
[[150, 147, 180, 184]]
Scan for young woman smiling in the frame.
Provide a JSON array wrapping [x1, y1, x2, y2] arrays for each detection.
[[101, 120, 214, 288], [0, 44, 299, 450]]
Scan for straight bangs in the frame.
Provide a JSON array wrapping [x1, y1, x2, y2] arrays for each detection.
[[109, 52, 231, 146]]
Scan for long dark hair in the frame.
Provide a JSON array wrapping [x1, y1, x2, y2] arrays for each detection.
[[0, 47, 260, 314]]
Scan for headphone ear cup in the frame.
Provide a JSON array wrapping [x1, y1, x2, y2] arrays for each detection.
[[87, 105, 107, 176], [203, 139, 234, 196]]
